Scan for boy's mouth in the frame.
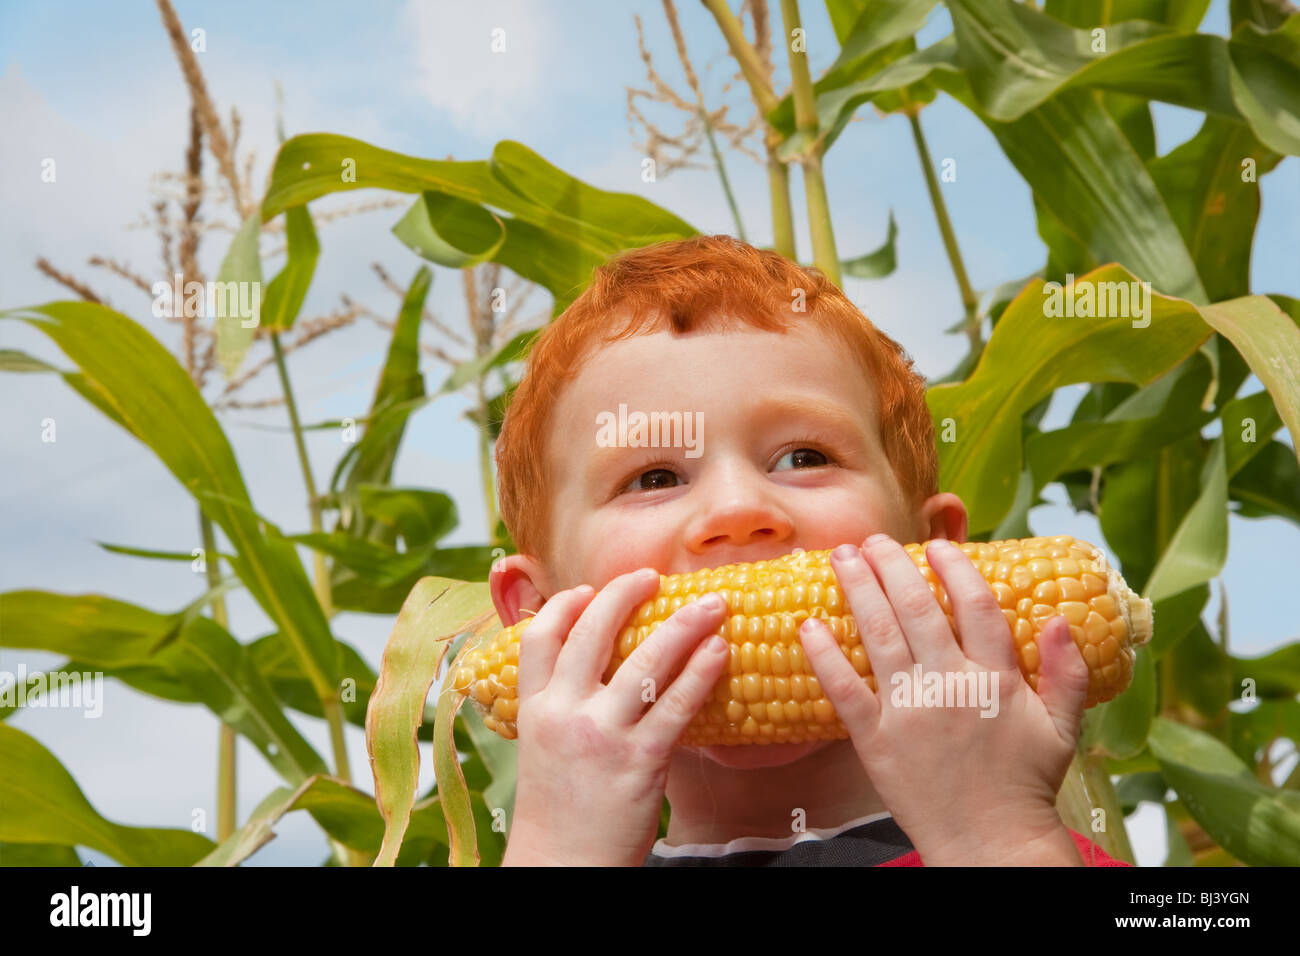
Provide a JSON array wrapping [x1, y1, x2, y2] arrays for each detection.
[[691, 739, 828, 770]]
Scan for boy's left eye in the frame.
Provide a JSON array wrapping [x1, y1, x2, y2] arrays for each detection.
[[620, 467, 680, 494], [773, 447, 829, 470]]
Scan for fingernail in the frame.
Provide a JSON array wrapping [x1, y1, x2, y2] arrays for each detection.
[[832, 543, 858, 561], [708, 635, 727, 653], [800, 619, 819, 636], [698, 593, 726, 612], [866, 533, 890, 546], [929, 538, 954, 553]]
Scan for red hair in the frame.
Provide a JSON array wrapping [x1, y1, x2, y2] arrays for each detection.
[[494, 235, 937, 564]]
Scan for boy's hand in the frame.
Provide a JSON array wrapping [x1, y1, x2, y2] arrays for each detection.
[[799, 535, 1091, 866], [501, 569, 731, 866]]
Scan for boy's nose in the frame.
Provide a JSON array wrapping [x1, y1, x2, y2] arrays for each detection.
[[689, 494, 794, 555]]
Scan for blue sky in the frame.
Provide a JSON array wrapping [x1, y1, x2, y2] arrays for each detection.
[[1, 0, 1297, 867]]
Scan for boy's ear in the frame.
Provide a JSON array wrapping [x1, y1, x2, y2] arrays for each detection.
[[490, 553, 552, 626], [918, 492, 969, 544]]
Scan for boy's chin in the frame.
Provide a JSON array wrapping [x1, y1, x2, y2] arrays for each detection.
[[691, 738, 831, 770]]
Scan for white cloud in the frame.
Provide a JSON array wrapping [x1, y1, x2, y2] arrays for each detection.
[[402, 0, 556, 140]]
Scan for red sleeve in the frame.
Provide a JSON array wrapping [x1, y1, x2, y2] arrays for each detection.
[[1068, 829, 1132, 866], [878, 850, 923, 866], [877, 829, 1132, 866]]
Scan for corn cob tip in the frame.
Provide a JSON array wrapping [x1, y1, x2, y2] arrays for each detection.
[[1087, 541, 1153, 649]]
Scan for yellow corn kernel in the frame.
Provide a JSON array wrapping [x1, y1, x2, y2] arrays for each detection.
[[451, 536, 1153, 746]]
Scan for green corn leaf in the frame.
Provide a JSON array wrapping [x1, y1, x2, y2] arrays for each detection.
[[392, 192, 506, 269], [1143, 437, 1228, 605], [0, 348, 60, 372], [0, 348, 137, 436], [332, 266, 430, 515], [826, 0, 872, 42], [1230, 0, 1298, 31], [491, 216, 607, 312], [197, 775, 448, 867], [772, 0, 940, 136], [1149, 717, 1300, 866], [1198, 294, 1300, 471], [93, 541, 239, 565], [0, 653, 213, 720], [358, 486, 457, 550], [487, 139, 693, 242], [947, 0, 1300, 155], [262, 135, 688, 311], [261, 135, 693, 254], [1163, 800, 1198, 866], [290, 531, 432, 585], [2, 302, 340, 699], [1046, 0, 1212, 33], [432, 638, 482, 867], [1100, 433, 1206, 595], [1148, 116, 1283, 302], [0, 843, 84, 866], [1166, 620, 1235, 720], [248, 632, 377, 734], [1231, 439, 1300, 524], [1025, 351, 1214, 495], [261, 205, 320, 332], [0, 724, 215, 866], [948, 82, 1207, 302], [438, 328, 538, 395], [1115, 769, 1169, 816], [927, 263, 1213, 534], [460, 702, 518, 826], [214, 212, 263, 379], [840, 210, 898, 279], [329, 545, 500, 615], [824, 0, 938, 85], [1220, 387, 1286, 476], [791, 36, 961, 147], [1081, 640, 1157, 760], [1231, 643, 1300, 699], [0, 591, 328, 783], [366, 577, 495, 866], [1227, 697, 1300, 767], [1148, 583, 1210, 659]]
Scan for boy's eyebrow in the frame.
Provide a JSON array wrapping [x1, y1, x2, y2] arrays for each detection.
[[747, 394, 871, 435]]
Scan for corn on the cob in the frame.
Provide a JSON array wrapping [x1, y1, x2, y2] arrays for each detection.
[[451, 535, 1153, 746]]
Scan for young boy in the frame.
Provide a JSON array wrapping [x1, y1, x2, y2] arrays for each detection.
[[488, 236, 1128, 866]]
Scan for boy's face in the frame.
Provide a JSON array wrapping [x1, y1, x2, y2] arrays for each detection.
[[494, 319, 966, 769]]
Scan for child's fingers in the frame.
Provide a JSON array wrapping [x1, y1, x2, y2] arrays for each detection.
[[516, 586, 595, 701], [604, 592, 730, 725], [829, 543, 914, 680], [862, 536, 965, 671], [924, 539, 1018, 673], [550, 568, 662, 695], [1033, 616, 1090, 745], [633, 629, 732, 746], [800, 617, 880, 732]]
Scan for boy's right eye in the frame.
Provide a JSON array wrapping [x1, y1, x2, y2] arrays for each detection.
[[621, 468, 679, 494]]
